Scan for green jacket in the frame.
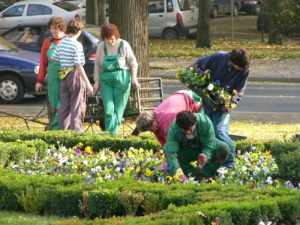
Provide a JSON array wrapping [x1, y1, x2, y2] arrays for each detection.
[[164, 113, 216, 175]]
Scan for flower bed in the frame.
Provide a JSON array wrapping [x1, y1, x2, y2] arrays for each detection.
[[4, 142, 299, 189]]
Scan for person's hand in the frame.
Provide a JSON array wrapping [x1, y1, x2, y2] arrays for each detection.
[[87, 83, 93, 94], [221, 106, 231, 112], [35, 83, 43, 92], [132, 78, 141, 89], [198, 153, 207, 167], [179, 174, 188, 182], [93, 82, 99, 95]]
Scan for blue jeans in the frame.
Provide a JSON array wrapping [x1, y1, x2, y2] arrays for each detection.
[[203, 106, 235, 168]]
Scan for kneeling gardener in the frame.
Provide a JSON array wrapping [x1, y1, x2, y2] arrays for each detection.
[[164, 111, 229, 182]]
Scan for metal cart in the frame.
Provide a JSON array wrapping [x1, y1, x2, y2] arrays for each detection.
[[84, 77, 163, 131]]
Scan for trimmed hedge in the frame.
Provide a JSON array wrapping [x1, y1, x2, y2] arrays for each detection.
[[0, 170, 299, 224], [0, 129, 161, 152]]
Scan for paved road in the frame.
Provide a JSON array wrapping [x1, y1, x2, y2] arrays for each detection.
[[163, 81, 300, 123], [0, 81, 299, 123]]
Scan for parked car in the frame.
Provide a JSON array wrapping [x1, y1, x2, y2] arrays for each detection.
[[1, 24, 100, 82], [62, 0, 85, 8], [148, 0, 198, 39], [210, 0, 241, 18], [0, 36, 40, 103], [0, 0, 86, 30], [240, 0, 263, 15]]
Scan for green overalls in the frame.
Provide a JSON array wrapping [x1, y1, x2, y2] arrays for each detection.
[[46, 41, 61, 130], [100, 41, 131, 135], [164, 113, 229, 178]]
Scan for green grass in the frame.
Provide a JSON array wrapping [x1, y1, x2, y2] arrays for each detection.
[[0, 211, 79, 225], [0, 117, 298, 142]]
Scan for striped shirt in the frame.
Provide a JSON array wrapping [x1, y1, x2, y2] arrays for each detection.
[[52, 36, 85, 68]]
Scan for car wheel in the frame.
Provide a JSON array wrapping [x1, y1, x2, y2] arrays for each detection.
[[210, 6, 218, 18], [0, 75, 24, 103], [162, 29, 178, 40]]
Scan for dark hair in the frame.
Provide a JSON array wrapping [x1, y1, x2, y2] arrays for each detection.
[[101, 23, 120, 40], [228, 48, 250, 70], [48, 16, 66, 32], [176, 111, 197, 130], [66, 18, 84, 35]]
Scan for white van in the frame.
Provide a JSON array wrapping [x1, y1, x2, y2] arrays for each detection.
[[148, 0, 198, 39]]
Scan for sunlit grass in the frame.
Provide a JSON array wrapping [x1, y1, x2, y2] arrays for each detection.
[[0, 117, 298, 142]]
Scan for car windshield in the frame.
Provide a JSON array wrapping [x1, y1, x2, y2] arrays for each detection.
[[0, 36, 18, 51], [53, 1, 80, 11]]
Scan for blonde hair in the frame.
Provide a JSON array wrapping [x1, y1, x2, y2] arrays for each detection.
[[136, 111, 154, 132]]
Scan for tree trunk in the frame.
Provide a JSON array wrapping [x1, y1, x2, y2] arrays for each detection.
[[265, 0, 283, 45], [109, 0, 149, 78], [196, 0, 211, 48], [86, 0, 106, 26]]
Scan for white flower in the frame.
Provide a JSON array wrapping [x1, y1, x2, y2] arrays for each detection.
[[265, 176, 273, 185], [95, 166, 102, 171], [207, 83, 214, 91], [129, 147, 134, 151], [258, 221, 265, 225], [100, 154, 107, 161]]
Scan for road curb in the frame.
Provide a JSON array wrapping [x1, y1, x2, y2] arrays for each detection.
[[149, 71, 300, 83]]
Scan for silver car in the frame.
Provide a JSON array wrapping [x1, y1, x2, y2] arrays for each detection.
[[0, 0, 85, 30], [148, 0, 198, 39]]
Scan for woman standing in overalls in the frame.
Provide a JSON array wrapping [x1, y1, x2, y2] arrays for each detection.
[[35, 17, 66, 130], [93, 24, 140, 136]]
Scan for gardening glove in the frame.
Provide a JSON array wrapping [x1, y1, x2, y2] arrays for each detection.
[[198, 153, 207, 167]]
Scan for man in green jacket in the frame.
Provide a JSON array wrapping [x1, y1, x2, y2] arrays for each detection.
[[164, 111, 230, 182]]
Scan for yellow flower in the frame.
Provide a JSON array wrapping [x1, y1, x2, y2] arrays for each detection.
[[265, 150, 271, 158], [175, 73, 180, 79], [136, 166, 141, 173], [145, 168, 153, 177], [166, 176, 173, 182], [97, 177, 103, 183], [128, 151, 133, 158], [85, 146, 92, 154], [78, 142, 84, 148]]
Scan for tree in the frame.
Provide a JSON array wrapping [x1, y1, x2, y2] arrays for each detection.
[[86, 0, 106, 26], [109, 0, 149, 78], [196, 0, 211, 48]]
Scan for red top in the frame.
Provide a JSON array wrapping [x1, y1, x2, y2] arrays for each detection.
[[36, 37, 63, 84], [153, 91, 201, 147]]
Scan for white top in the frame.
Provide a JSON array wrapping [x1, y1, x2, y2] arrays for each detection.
[[52, 36, 85, 68], [93, 39, 138, 82]]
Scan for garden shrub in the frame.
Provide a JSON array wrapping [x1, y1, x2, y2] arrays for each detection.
[[16, 185, 49, 214], [87, 189, 123, 219], [141, 192, 161, 214], [277, 197, 300, 225], [117, 190, 144, 216], [270, 141, 300, 182], [0, 129, 161, 152], [159, 190, 197, 210], [45, 186, 83, 216]]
